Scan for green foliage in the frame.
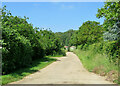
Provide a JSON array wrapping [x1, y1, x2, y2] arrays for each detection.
[[2, 6, 65, 74], [77, 44, 84, 50], [38, 29, 63, 56], [82, 44, 89, 50], [2, 28, 33, 74], [96, 1, 120, 41], [69, 30, 79, 46], [79, 41, 119, 65], [70, 21, 103, 46], [52, 49, 66, 56], [96, 1, 120, 65], [55, 29, 75, 46], [102, 41, 119, 63], [96, 1, 120, 28]]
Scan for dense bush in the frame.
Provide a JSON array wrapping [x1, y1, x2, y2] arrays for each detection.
[[102, 41, 119, 63], [82, 44, 89, 50], [37, 29, 63, 56], [2, 28, 33, 74], [77, 44, 84, 50], [59, 49, 66, 56], [1, 6, 65, 74], [51, 49, 66, 56]]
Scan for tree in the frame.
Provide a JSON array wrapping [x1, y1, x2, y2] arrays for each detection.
[[55, 29, 75, 46], [1, 6, 44, 74], [96, 1, 120, 29], [70, 21, 103, 46], [37, 29, 62, 55], [96, 1, 120, 41], [1, 6, 66, 74], [69, 30, 79, 47]]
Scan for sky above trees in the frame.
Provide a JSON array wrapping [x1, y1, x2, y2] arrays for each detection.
[[2, 2, 105, 32]]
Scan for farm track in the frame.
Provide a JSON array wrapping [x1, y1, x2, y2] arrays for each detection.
[[10, 52, 114, 84]]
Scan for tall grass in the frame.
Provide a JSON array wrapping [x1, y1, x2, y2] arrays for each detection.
[[74, 49, 118, 83]]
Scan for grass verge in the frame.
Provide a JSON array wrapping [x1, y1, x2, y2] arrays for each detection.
[[2, 56, 57, 85], [74, 49, 118, 84]]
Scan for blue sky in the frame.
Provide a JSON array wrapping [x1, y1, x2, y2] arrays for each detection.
[[2, 2, 105, 32]]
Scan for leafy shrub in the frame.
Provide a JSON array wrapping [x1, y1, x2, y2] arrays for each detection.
[[2, 28, 33, 74], [77, 44, 84, 50], [58, 50, 66, 56], [102, 41, 119, 63], [83, 44, 89, 50], [38, 30, 62, 56], [31, 38, 45, 60], [1, 6, 64, 74]]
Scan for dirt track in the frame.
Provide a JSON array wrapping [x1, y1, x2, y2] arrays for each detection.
[[10, 52, 114, 84]]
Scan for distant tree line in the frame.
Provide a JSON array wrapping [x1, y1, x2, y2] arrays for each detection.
[[55, 29, 75, 46]]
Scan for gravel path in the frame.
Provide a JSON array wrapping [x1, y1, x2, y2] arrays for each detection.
[[10, 52, 114, 84]]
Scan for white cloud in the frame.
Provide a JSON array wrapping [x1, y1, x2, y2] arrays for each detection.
[[61, 4, 74, 9]]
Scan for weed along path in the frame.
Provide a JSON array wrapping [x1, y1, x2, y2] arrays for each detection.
[[10, 52, 113, 84]]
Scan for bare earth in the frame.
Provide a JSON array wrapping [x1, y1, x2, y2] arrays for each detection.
[[10, 52, 114, 84]]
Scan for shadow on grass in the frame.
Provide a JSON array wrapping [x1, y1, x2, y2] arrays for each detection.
[[12, 57, 56, 75], [2, 57, 57, 85]]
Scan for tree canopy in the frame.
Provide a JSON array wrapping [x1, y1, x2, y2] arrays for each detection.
[[69, 21, 103, 46], [96, 1, 120, 42]]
